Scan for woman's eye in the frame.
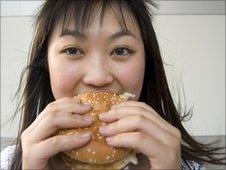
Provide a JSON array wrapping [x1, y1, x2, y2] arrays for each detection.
[[112, 47, 133, 56], [62, 47, 82, 56]]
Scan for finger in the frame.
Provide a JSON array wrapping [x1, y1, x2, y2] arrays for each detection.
[[111, 101, 167, 123], [29, 113, 93, 142], [25, 98, 92, 135], [113, 101, 160, 116], [105, 132, 166, 159], [34, 132, 91, 159], [53, 97, 92, 115], [99, 115, 176, 146], [99, 105, 180, 138]]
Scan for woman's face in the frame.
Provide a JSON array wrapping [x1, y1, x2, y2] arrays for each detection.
[[48, 9, 145, 101]]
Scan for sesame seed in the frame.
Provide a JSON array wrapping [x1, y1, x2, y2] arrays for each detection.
[[85, 127, 88, 130], [106, 156, 110, 159], [92, 151, 96, 155], [112, 154, 115, 157], [76, 152, 79, 156], [98, 136, 103, 139], [113, 150, 116, 154], [87, 148, 91, 152], [92, 136, 95, 140]]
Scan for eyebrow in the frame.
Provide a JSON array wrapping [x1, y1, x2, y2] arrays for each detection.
[[60, 30, 86, 39], [60, 29, 137, 41], [109, 30, 137, 41]]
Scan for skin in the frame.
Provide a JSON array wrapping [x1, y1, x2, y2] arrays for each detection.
[[21, 7, 181, 170]]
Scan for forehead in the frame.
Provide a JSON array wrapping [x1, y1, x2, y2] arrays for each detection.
[[49, 3, 142, 41]]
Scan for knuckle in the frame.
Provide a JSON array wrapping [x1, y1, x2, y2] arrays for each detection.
[[173, 128, 181, 139], [46, 102, 60, 113], [133, 114, 145, 125], [21, 130, 31, 145], [62, 97, 73, 103], [50, 136, 60, 148], [46, 102, 55, 109], [45, 114, 58, 129], [137, 106, 146, 114], [139, 102, 146, 107], [21, 140, 32, 155], [22, 148, 31, 160], [135, 132, 145, 142], [21, 130, 28, 141], [45, 113, 55, 121], [46, 104, 60, 115]]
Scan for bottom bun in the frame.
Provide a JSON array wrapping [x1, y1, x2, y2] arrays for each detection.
[[60, 150, 138, 170]]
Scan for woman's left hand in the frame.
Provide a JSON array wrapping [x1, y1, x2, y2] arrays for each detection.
[[98, 101, 181, 169]]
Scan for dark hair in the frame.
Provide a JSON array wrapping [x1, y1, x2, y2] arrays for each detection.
[[10, 0, 225, 169]]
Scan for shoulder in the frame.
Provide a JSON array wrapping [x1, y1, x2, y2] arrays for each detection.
[[1, 145, 16, 169]]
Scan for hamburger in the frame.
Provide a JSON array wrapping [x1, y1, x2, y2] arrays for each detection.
[[57, 92, 138, 169]]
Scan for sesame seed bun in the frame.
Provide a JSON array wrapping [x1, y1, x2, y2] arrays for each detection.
[[56, 92, 137, 169]]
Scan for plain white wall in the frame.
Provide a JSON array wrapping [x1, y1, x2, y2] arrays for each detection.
[[153, 15, 225, 136], [1, 3, 225, 138]]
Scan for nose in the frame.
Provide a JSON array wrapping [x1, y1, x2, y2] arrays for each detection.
[[82, 58, 113, 87]]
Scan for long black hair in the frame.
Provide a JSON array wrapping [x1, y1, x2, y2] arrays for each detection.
[[10, 0, 225, 169]]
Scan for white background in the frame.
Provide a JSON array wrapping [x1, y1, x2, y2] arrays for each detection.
[[1, 1, 225, 138]]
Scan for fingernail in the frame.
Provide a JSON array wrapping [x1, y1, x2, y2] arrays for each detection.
[[73, 97, 81, 103], [81, 132, 90, 139], [106, 137, 114, 144], [99, 126, 107, 133], [83, 115, 93, 122], [82, 103, 91, 107]]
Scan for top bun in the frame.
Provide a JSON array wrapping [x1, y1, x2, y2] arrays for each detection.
[[57, 92, 135, 165]]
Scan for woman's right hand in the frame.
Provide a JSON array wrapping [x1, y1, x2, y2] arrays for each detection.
[[21, 97, 93, 170]]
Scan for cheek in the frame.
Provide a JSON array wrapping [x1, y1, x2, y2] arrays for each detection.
[[113, 57, 145, 100], [48, 59, 80, 99]]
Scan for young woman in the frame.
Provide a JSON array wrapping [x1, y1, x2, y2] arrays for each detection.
[[1, 0, 225, 169]]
